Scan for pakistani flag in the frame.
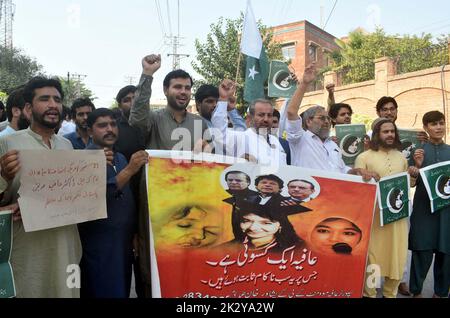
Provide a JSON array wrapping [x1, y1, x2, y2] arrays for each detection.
[[377, 172, 411, 227], [419, 160, 450, 213], [241, 0, 269, 103]]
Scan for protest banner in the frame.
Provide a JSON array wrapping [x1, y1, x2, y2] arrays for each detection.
[[268, 60, 297, 98], [0, 211, 15, 298], [377, 172, 411, 227], [147, 151, 377, 298], [335, 125, 366, 166], [398, 129, 420, 161], [18, 150, 107, 232], [419, 161, 450, 213]]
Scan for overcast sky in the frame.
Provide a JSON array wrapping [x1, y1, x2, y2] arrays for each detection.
[[12, 0, 450, 107]]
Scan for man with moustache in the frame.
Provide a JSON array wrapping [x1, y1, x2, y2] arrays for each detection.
[[0, 77, 83, 297], [0, 87, 31, 137], [64, 97, 95, 149], [78, 108, 148, 298], [355, 118, 413, 298], [129, 54, 211, 297]]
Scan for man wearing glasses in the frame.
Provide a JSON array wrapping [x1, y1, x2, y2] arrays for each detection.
[[285, 64, 376, 180]]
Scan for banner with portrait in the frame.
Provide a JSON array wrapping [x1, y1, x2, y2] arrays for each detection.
[[268, 60, 297, 98], [377, 172, 411, 227], [335, 125, 366, 166], [147, 151, 377, 298], [419, 161, 450, 213]]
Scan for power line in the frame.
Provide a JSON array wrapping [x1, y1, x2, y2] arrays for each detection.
[[323, 0, 338, 31], [155, 0, 166, 37], [166, 0, 173, 36]]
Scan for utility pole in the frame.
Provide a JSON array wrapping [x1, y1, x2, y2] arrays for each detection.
[[166, 0, 189, 70], [124, 76, 137, 85], [0, 0, 15, 49]]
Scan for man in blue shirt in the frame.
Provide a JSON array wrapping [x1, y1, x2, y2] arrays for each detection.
[[79, 108, 149, 298], [64, 98, 95, 149]]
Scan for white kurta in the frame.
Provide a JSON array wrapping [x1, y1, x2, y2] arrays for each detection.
[[0, 128, 82, 298]]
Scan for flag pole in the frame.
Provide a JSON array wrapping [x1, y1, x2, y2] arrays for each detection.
[[235, 34, 243, 85]]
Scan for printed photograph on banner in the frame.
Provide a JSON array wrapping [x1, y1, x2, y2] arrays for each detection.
[[268, 60, 297, 98], [147, 151, 377, 299], [398, 129, 420, 161], [0, 211, 16, 298], [377, 172, 411, 227], [419, 161, 450, 213], [335, 125, 366, 166]]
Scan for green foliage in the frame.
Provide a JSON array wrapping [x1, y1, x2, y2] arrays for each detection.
[[0, 46, 43, 93], [192, 13, 283, 110], [59, 77, 95, 107], [329, 28, 449, 84], [0, 91, 7, 103], [353, 113, 375, 132]]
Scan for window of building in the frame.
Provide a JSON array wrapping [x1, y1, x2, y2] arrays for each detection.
[[281, 43, 296, 61], [309, 44, 318, 62]]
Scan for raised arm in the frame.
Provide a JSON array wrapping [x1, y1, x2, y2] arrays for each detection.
[[287, 63, 317, 121], [326, 83, 336, 113], [129, 54, 161, 141]]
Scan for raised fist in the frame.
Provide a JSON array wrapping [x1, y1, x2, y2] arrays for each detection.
[[142, 54, 162, 76]]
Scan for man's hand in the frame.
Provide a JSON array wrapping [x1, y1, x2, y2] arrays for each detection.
[[242, 154, 257, 163], [331, 136, 339, 145], [128, 151, 149, 175], [142, 54, 162, 76], [416, 131, 429, 143], [326, 83, 335, 95], [302, 63, 317, 85], [349, 168, 380, 182], [413, 149, 425, 168], [0, 203, 21, 222], [0, 150, 20, 181], [219, 79, 236, 101], [408, 166, 420, 179], [104, 148, 114, 166]]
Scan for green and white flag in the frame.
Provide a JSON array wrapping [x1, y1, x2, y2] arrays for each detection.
[[398, 129, 420, 162], [268, 60, 297, 98], [335, 124, 366, 166], [419, 161, 450, 213], [377, 172, 411, 227], [0, 211, 15, 298], [241, 0, 269, 103]]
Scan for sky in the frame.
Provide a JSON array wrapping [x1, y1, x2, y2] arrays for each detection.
[[11, 0, 450, 108]]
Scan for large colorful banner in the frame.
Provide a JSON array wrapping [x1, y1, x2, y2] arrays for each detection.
[[420, 161, 450, 213], [377, 172, 411, 227], [335, 125, 366, 166], [147, 151, 377, 299], [0, 211, 15, 298]]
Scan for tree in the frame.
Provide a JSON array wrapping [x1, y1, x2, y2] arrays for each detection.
[[328, 28, 449, 85], [0, 46, 43, 93], [59, 77, 95, 107], [192, 14, 283, 110]]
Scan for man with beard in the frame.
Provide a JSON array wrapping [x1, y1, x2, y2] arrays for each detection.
[[129, 54, 211, 297], [64, 97, 95, 149], [78, 108, 148, 298], [355, 118, 413, 298], [0, 87, 31, 137], [285, 64, 376, 181], [0, 77, 83, 297], [195, 84, 246, 131]]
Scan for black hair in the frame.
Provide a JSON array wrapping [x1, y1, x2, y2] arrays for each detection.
[[232, 203, 303, 251], [437, 176, 450, 195], [23, 76, 64, 104], [87, 108, 116, 128], [254, 174, 284, 190], [0, 101, 5, 122], [71, 97, 96, 118], [273, 109, 281, 120], [6, 87, 26, 122], [62, 106, 71, 121], [389, 189, 404, 210], [370, 119, 402, 151], [225, 171, 251, 184], [343, 136, 361, 154], [329, 103, 353, 127], [376, 96, 398, 113], [195, 84, 219, 104], [287, 179, 315, 190], [116, 85, 137, 104], [423, 111, 445, 126], [163, 69, 193, 89]]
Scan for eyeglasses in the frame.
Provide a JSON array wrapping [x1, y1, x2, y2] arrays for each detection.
[[312, 115, 332, 122]]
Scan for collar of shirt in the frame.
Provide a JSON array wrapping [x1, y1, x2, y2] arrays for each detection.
[[163, 107, 188, 124], [26, 128, 57, 147]]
